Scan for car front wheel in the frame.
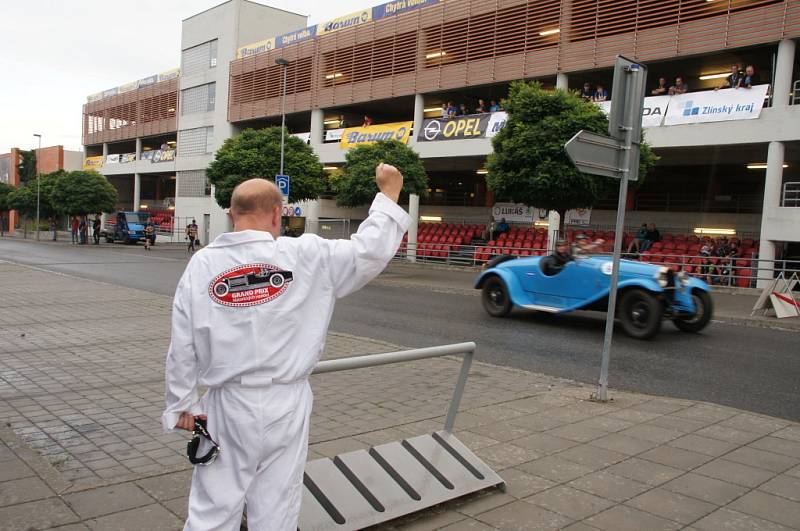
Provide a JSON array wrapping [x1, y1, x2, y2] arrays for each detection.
[[673, 290, 713, 333], [619, 288, 662, 340], [482, 276, 512, 317]]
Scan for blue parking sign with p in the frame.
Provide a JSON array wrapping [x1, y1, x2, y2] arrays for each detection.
[[276, 174, 290, 200]]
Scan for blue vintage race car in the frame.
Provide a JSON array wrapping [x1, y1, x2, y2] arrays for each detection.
[[474, 254, 713, 339]]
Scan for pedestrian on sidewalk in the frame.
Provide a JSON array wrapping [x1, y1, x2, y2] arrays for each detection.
[[162, 164, 411, 530], [186, 219, 198, 254], [49, 218, 57, 241], [70, 216, 79, 244], [92, 216, 101, 245], [78, 217, 88, 245], [143, 222, 154, 251]]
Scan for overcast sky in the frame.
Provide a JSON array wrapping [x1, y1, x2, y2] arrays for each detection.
[[0, 0, 381, 154]]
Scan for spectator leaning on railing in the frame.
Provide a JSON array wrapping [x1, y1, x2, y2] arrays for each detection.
[[716, 64, 743, 90], [669, 76, 688, 95], [593, 84, 608, 102], [580, 82, 594, 101], [739, 65, 760, 88], [652, 76, 669, 96]]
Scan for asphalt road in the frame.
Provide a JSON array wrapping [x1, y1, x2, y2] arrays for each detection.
[[1, 238, 798, 421]]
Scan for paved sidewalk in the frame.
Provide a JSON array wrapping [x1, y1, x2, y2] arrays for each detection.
[[1, 262, 800, 530]]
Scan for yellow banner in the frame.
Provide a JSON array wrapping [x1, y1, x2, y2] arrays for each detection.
[[340, 121, 413, 149], [317, 8, 372, 36], [83, 156, 104, 170], [237, 37, 276, 59]]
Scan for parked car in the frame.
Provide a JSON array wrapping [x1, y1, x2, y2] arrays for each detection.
[[103, 212, 154, 245], [474, 254, 713, 339]]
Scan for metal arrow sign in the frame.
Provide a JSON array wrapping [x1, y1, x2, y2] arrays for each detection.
[[564, 130, 630, 180]]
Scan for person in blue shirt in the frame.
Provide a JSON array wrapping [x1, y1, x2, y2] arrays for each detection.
[[489, 100, 501, 112]]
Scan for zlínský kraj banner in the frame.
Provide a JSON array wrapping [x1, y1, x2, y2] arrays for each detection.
[[340, 122, 413, 149], [663, 84, 769, 125], [596, 95, 670, 128]]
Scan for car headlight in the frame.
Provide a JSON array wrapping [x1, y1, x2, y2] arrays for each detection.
[[655, 267, 669, 287]]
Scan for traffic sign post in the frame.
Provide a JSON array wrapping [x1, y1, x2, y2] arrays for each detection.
[[565, 56, 648, 402], [276, 174, 290, 202]]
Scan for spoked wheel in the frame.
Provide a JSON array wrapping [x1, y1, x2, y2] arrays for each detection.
[[619, 288, 662, 340], [269, 274, 285, 288], [482, 276, 512, 317], [673, 290, 713, 333]]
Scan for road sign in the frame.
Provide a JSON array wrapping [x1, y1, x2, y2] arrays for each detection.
[[276, 174, 290, 201], [564, 56, 648, 403], [564, 130, 628, 180]]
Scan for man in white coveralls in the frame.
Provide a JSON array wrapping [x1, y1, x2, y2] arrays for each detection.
[[162, 164, 410, 530]]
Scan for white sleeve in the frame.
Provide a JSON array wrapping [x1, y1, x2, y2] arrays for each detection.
[[161, 270, 200, 432], [324, 193, 411, 299]]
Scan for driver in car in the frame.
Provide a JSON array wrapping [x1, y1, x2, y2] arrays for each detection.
[[573, 233, 605, 256], [541, 239, 574, 276]]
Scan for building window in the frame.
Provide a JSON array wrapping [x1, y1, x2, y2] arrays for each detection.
[[177, 170, 210, 197], [181, 39, 218, 76], [178, 127, 214, 156], [181, 83, 216, 115]]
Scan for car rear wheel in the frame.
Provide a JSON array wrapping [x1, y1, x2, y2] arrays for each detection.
[[619, 288, 662, 340], [673, 290, 713, 333], [482, 276, 512, 317], [270, 274, 285, 288]]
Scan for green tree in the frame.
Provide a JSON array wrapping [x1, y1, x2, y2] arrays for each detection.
[[487, 81, 658, 232], [17, 150, 37, 185], [207, 127, 324, 208], [332, 140, 428, 207], [49, 170, 118, 215], [0, 181, 14, 236], [6, 173, 60, 237]]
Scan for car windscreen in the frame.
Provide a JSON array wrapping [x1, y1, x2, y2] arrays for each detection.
[[125, 213, 151, 224]]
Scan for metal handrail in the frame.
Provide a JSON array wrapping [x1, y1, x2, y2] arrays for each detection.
[[782, 181, 800, 207], [792, 80, 800, 106], [312, 342, 476, 434]]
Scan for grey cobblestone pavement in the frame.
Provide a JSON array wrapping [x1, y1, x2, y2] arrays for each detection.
[[2, 261, 800, 530]]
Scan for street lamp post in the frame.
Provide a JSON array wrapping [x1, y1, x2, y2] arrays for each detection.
[[275, 58, 289, 176], [33, 133, 42, 241]]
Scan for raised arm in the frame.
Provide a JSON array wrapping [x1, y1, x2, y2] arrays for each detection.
[[324, 164, 412, 298]]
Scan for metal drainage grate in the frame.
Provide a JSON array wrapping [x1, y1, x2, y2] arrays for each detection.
[[299, 430, 505, 530]]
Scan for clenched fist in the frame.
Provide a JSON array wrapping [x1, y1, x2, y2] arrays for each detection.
[[375, 163, 403, 203]]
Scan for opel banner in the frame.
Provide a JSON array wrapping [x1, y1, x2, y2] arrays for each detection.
[[418, 114, 491, 142], [664, 85, 769, 126], [340, 121, 413, 149]]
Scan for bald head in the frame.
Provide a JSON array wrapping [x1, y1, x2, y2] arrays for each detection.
[[229, 178, 283, 236]]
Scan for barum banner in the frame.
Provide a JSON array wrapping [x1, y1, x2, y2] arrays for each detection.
[[664, 85, 770, 125], [340, 122, 413, 149]]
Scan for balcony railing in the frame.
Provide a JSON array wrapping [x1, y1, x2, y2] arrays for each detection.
[[782, 182, 800, 207]]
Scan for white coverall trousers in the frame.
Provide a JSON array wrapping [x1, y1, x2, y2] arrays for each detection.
[[184, 380, 312, 531]]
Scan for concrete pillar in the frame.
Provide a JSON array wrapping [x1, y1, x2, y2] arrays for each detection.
[[102, 143, 108, 157], [310, 108, 324, 146], [305, 200, 320, 234], [547, 211, 560, 252], [412, 93, 425, 145], [772, 39, 796, 108], [556, 73, 569, 91], [135, 138, 142, 158], [407, 194, 419, 262], [757, 141, 785, 287], [133, 173, 141, 213]]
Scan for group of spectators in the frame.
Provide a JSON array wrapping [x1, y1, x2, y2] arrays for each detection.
[[627, 223, 661, 254], [698, 237, 742, 285], [651, 64, 760, 97], [64, 215, 102, 245], [580, 83, 609, 102], [441, 98, 503, 119]]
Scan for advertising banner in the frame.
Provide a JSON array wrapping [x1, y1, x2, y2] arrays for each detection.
[[151, 149, 176, 163], [83, 156, 104, 170], [117, 81, 137, 94], [597, 95, 670, 128], [87, 92, 103, 103], [317, 8, 372, 36], [663, 85, 769, 126], [102, 87, 118, 99], [340, 121, 413, 149], [324, 129, 344, 142], [158, 68, 180, 82], [485, 111, 508, 138], [105, 154, 120, 164], [417, 114, 491, 142], [140, 150, 155, 161], [291, 132, 311, 144], [138, 74, 158, 87], [277, 26, 317, 48], [237, 37, 276, 59], [119, 153, 136, 163], [492, 203, 534, 223], [372, 0, 439, 20], [564, 208, 592, 225]]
